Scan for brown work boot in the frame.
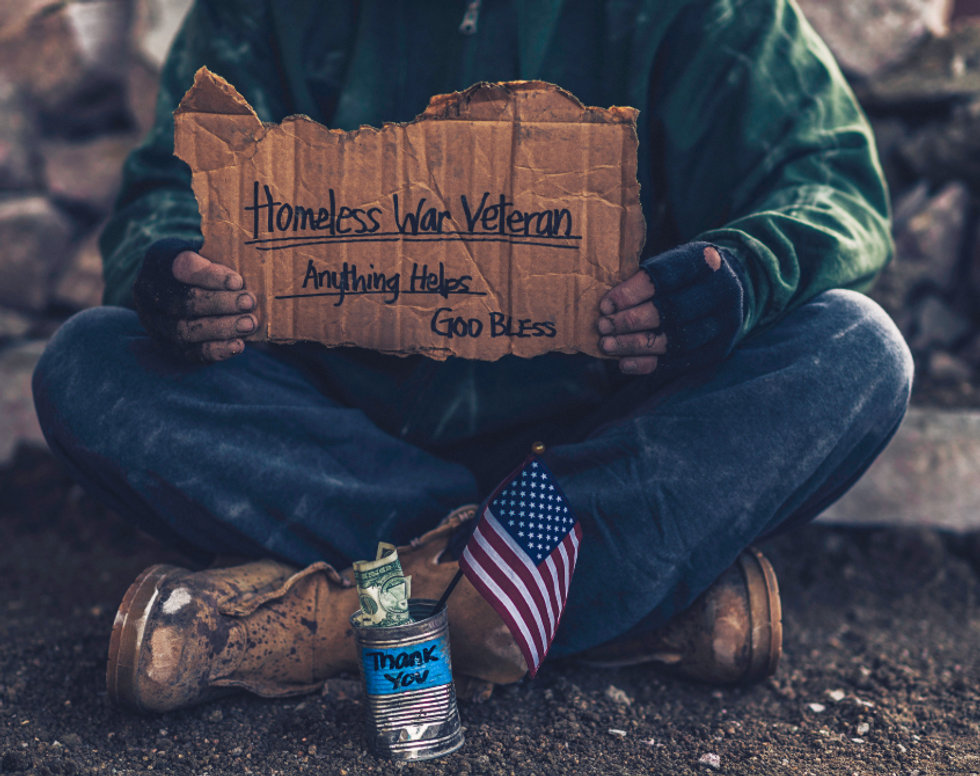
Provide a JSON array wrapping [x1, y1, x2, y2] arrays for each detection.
[[580, 547, 781, 684], [107, 557, 359, 713], [107, 506, 525, 714]]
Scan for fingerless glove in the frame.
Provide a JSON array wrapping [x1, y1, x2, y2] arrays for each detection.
[[131, 237, 203, 357], [640, 241, 745, 377]]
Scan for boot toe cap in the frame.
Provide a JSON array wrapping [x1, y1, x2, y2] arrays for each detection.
[[108, 565, 235, 713]]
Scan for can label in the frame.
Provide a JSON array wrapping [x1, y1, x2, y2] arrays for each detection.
[[361, 635, 453, 695]]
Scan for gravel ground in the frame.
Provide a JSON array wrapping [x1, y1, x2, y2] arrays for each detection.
[[2, 446, 980, 776]]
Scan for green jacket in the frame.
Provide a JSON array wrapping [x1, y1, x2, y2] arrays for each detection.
[[102, 0, 891, 345]]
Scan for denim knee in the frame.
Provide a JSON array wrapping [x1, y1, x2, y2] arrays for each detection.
[[811, 289, 914, 426], [32, 306, 139, 444]]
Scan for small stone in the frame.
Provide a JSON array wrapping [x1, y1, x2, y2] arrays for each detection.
[[0, 0, 54, 33], [0, 196, 74, 312], [870, 117, 914, 192], [698, 752, 722, 771], [903, 182, 970, 290], [604, 685, 632, 705], [607, 728, 627, 737], [0, 6, 80, 109], [856, 722, 871, 736], [827, 689, 846, 702], [908, 295, 971, 353], [132, 0, 195, 70], [321, 678, 363, 700], [207, 709, 223, 722], [795, 0, 952, 79], [851, 665, 874, 689], [126, 57, 161, 135], [0, 2, 130, 131], [929, 351, 973, 383], [858, 21, 980, 108], [64, 1, 132, 78], [0, 340, 49, 465], [0, 77, 42, 192], [52, 227, 106, 311], [808, 703, 826, 713], [0, 307, 33, 340], [41, 135, 135, 215], [899, 97, 980, 188], [1, 749, 30, 772], [871, 182, 970, 319]]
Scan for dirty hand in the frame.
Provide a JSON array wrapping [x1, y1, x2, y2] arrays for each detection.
[[597, 241, 744, 376], [132, 240, 257, 362]]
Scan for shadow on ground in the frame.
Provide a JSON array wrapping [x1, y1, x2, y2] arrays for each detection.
[[1, 446, 979, 776]]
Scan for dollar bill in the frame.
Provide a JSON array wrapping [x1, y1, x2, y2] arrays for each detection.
[[353, 542, 413, 627]]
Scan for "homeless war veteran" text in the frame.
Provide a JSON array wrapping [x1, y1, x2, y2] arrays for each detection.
[[243, 182, 579, 244]]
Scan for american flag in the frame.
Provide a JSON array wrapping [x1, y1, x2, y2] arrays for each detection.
[[459, 455, 582, 677]]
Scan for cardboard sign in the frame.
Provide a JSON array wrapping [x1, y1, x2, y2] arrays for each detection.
[[174, 68, 644, 360]]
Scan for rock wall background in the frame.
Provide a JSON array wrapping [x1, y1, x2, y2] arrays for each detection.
[[1, 0, 980, 464]]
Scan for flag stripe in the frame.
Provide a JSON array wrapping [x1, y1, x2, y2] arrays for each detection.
[[483, 508, 558, 635], [541, 529, 580, 635], [545, 548, 571, 632], [467, 523, 547, 650], [555, 526, 580, 607], [564, 524, 582, 592], [542, 555, 562, 619], [465, 522, 548, 659], [462, 536, 545, 669], [462, 557, 541, 672], [554, 543, 569, 604], [461, 540, 542, 670]]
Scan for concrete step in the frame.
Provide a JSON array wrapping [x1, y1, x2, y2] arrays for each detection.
[[818, 406, 980, 533]]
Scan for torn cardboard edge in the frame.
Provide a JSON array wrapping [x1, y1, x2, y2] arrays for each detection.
[[176, 68, 640, 130]]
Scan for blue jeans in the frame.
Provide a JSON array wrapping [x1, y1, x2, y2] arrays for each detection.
[[33, 290, 912, 657]]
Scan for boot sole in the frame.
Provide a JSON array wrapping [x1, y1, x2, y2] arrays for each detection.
[[737, 547, 782, 682], [578, 547, 783, 682], [106, 564, 183, 711]]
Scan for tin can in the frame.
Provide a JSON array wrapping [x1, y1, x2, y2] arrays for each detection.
[[350, 599, 464, 761]]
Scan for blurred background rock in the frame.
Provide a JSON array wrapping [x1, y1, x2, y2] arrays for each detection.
[[0, 0, 189, 464], [2, 0, 980, 467]]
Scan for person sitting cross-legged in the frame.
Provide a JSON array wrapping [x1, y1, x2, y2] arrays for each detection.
[[32, 0, 913, 713]]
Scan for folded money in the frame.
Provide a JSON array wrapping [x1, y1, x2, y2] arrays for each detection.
[[353, 542, 413, 627]]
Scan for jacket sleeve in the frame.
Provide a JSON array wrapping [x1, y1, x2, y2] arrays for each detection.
[[647, 0, 892, 342], [100, 0, 287, 307]]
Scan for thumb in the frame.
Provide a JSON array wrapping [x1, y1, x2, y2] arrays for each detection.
[[172, 251, 244, 291]]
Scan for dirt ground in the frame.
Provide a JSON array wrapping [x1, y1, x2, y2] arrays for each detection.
[[1, 445, 979, 776]]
